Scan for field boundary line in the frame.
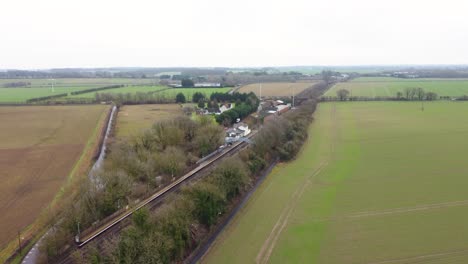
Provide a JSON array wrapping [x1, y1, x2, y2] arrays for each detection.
[[347, 199, 468, 218], [367, 248, 468, 264], [256, 162, 328, 264], [309, 200, 468, 223]]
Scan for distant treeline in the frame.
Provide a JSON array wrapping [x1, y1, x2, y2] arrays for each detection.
[[321, 96, 441, 102], [70, 85, 124, 95], [95, 90, 173, 104], [26, 93, 68, 103], [327, 87, 440, 102], [209, 92, 252, 102], [3, 81, 31, 88]]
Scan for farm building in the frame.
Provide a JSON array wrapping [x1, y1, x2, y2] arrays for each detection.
[[260, 104, 291, 122], [194, 83, 222, 88]]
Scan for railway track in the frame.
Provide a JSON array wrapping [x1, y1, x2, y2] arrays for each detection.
[[52, 132, 256, 263]]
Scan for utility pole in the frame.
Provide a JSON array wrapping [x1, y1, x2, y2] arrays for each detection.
[[292, 85, 295, 108], [259, 83, 262, 99], [49, 78, 55, 93], [18, 231, 22, 255]]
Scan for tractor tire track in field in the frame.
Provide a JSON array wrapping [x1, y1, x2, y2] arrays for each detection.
[[367, 248, 468, 264], [310, 199, 468, 223], [256, 103, 337, 264], [255, 162, 328, 264], [347, 199, 468, 219]]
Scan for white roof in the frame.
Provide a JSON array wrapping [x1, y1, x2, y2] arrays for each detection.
[[277, 105, 289, 111]]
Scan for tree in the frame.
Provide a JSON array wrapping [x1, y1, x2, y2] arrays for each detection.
[[133, 208, 150, 232], [194, 124, 223, 156], [404, 87, 412, 99], [396, 91, 403, 100], [181, 79, 194, 88], [183, 183, 226, 226], [322, 70, 334, 84], [416, 87, 425, 100], [336, 89, 350, 101], [197, 100, 205, 108], [425, 92, 438, 101], [409, 88, 417, 100], [175, 92, 186, 103], [158, 147, 187, 178], [192, 92, 205, 103]]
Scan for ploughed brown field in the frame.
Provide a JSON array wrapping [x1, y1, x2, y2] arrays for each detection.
[[0, 105, 108, 249], [238, 82, 316, 97]]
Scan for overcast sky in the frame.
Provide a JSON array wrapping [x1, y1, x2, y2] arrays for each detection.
[[1, 0, 467, 69]]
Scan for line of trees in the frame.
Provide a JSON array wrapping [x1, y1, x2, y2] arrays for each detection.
[[209, 92, 254, 102], [326, 87, 438, 102], [3, 81, 31, 88], [398, 87, 438, 100], [26, 93, 68, 103], [95, 90, 174, 104], [70, 85, 124, 95], [39, 115, 224, 262]]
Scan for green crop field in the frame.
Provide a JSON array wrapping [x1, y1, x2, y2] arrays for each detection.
[[0, 78, 156, 102], [67, 85, 167, 98], [325, 77, 468, 97], [0, 78, 154, 87], [0, 87, 94, 103], [204, 101, 468, 264]]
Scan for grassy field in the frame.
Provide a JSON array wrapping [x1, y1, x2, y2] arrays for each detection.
[[0, 78, 155, 87], [0, 78, 155, 102], [0, 105, 109, 249], [203, 101, 468, 264], [238, 82, 315, 97], [115, 104, 184, 138], [325, 77, 468, 97], [67, 85, 167, 98], [0, 87, 95, 102]]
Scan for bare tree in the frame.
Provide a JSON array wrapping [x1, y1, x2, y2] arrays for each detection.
[[336, 89, 350, 101], [416, 88, 425, 100], [425, 92, 438, 101], [396, 91, 403, 100]]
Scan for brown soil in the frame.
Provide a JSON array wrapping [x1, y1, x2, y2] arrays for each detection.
[[0, 144, 83, 248]]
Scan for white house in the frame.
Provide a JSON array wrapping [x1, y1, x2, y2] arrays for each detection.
[[219, 103, 233, 113], [225, 123, 251, 143]]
